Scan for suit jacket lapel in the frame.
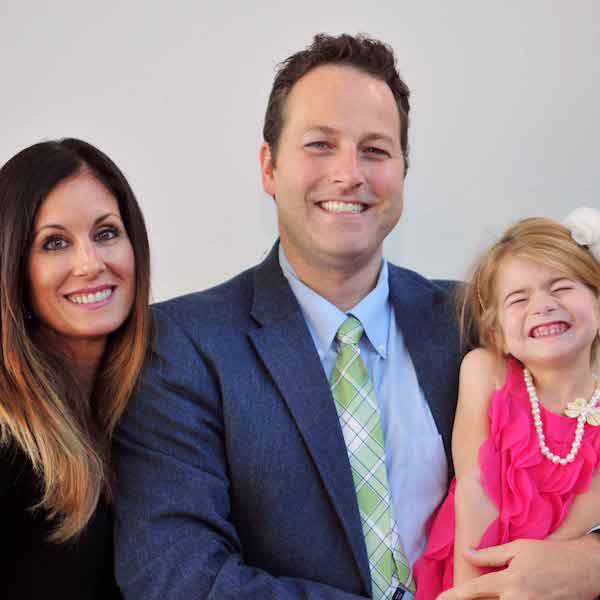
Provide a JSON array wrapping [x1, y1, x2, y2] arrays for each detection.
[[248, 246, 371, 594], [388, 267, 460, 469]]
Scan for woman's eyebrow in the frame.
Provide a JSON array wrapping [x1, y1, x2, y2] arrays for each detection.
[[34, 212, 121, 236]]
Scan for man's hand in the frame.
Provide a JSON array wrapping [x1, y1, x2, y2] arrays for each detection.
[[436, 536, 600, 600]]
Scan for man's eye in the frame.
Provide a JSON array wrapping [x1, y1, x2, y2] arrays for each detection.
[[43, 236, 68, 251], [363, 146, 390, 158], [306, 141, 332, 150], [96, 227, 119, 242], [363, 146, 388, 155]]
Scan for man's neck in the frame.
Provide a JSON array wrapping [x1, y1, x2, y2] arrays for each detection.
[[282, 247, 383, 312]]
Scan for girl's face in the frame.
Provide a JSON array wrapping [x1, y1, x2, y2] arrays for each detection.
[[27, 172, 136, 353], [493, 255, 600, 370]]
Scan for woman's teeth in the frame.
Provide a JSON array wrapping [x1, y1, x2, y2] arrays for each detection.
[[67, 288, 113, 304]]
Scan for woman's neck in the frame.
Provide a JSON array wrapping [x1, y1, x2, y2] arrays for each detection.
[[39, 326, 107, 399]]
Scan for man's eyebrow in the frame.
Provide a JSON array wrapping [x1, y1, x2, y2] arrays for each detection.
[[303, 125, 339, 136], [303, 127, 396, 145], [33, 213, 121, 236], [362, 132, 396, 145]]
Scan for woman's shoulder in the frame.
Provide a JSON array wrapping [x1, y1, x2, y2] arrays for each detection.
[[0, 450, 121, 598]]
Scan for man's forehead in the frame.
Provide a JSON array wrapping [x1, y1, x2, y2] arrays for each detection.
[[286, 63, 387, 99], [281, 64, 400, 131]]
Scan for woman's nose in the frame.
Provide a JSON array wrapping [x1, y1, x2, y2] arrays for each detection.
[[73, 243, 106, 277]]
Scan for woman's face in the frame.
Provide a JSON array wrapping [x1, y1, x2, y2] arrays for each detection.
[[27, 171, 136, 349]]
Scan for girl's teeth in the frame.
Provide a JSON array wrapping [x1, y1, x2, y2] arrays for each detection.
[[320, 201, 365, 214], [532, 323, 568, 338], [68, 288, 113, 304]]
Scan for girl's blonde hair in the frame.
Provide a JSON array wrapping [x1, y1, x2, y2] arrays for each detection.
[[460, 217, 600, 364], [0, 139, 151, 542]]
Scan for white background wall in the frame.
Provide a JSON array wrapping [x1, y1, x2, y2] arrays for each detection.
[[1, 1, 598, 302]]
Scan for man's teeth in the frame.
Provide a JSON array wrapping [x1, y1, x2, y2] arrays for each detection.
[[68, 288, 113, 305], [531, 323, 568, 338], [320, 201, 366, 214]]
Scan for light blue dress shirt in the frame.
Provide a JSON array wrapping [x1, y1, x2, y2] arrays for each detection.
[[279, 247, 448, 598]]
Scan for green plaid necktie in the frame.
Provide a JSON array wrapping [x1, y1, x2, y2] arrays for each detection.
[[331, 316, 416, 599]]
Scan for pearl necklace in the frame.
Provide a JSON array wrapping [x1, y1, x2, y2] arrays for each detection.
[[524, 368, 600, 466]]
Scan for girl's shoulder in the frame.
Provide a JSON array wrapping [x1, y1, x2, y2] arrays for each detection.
[[459, 347, 508, 391]]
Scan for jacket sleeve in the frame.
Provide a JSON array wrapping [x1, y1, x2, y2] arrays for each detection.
[[113, 308, 368, 600]]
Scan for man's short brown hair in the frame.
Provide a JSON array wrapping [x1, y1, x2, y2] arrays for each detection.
[[263, 33, 411, 168]]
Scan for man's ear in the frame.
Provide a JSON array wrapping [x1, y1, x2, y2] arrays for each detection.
[[259, 143, 276, 198]]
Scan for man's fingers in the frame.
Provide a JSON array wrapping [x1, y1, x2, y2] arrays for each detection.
[[463, 541, 520, 567], [437, 571, 506, 599]]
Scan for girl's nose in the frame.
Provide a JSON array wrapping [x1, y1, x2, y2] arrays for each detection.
[[532, 292, 558, 315]]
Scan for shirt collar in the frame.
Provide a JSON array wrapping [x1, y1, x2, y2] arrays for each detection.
[[279, 246, 390, 359]]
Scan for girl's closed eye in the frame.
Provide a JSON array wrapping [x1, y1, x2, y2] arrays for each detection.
[[506, 295, 527, 307]]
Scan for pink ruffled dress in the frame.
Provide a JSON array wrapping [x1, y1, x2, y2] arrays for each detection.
[[413, 357, 600, 600]]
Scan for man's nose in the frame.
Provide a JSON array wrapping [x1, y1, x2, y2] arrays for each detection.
[[73, 242, 106, 277], [331, 149, 365, 190]]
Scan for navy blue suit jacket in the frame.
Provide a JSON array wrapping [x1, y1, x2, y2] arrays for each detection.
[[113, 246, 464, 599]]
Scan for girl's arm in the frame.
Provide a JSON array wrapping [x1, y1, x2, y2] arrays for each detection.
[[452, 348, 501, 586], [549, 459, 600, 540]]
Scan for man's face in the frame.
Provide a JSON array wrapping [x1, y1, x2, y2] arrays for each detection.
[[260, 64, 405, 277]]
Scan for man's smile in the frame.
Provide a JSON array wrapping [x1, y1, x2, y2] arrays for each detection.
[[318, 200, 368, 214]]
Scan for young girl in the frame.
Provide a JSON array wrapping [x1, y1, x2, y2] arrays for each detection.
[[413, 207, 600, 599]]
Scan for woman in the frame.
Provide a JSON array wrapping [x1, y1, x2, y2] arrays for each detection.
[[0, 138, 151, 598]]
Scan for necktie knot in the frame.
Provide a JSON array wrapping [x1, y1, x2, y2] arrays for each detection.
[[336, 315, 364, 346]]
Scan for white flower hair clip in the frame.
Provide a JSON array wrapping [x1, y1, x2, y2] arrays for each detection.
[[563, 206, 600, 262]]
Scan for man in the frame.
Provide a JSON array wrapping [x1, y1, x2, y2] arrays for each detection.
[[114, 34, 600, 599]]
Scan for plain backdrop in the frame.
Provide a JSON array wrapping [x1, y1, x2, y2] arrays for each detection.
[[1, 1, 598, 302]]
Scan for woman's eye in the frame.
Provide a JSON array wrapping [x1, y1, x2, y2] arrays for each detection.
[[96, 227, 119, 242], [553, 287, 572, 293], [42, 236, 68, 251]]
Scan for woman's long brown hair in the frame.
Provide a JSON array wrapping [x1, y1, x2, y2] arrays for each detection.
[[0, 138, 151, 542]]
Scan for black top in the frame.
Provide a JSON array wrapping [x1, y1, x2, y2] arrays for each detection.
[[1, 446, 122, 599]]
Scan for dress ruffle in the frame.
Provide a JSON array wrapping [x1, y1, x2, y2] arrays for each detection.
[[413, 358, 600, 600]]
